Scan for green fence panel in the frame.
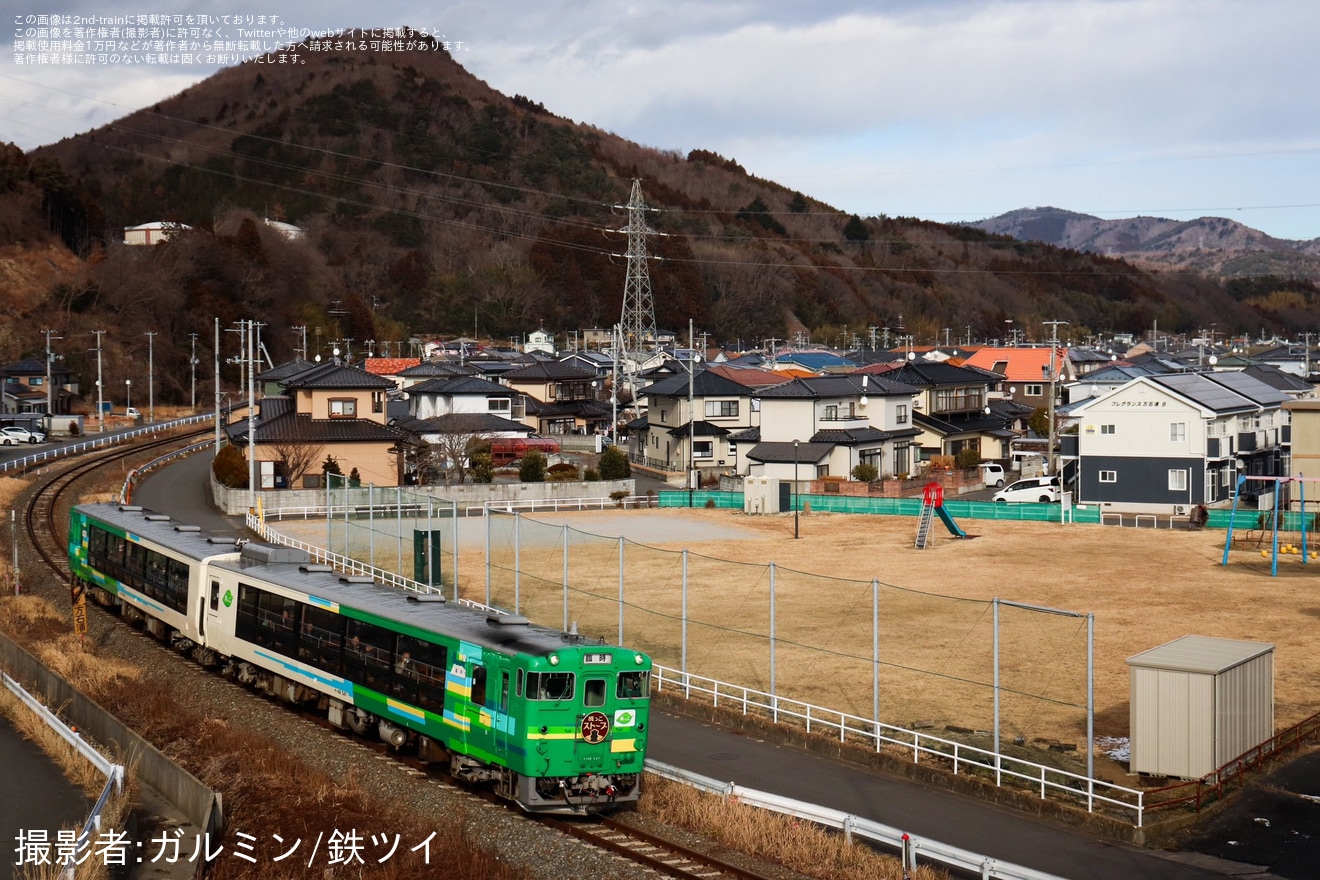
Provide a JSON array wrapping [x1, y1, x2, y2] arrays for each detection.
[[659, 490, 1102, 524]]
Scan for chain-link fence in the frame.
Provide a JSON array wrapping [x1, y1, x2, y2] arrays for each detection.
[[324, 474, 459, 596], [482, 509, 1093, 749]]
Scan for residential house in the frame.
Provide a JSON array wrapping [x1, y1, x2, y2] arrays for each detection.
[[2, 357, 78, 415], [739, 374, 922, 480], [502, 361, 608, 435], [405, 376, 521, 423], [523, 329, 555, 355], [629, 370, 757, 476], [1065, 372, 1292, 513], [866, 362, 1015, 464], [228, 362, 403, 488], [559, 350, 614, 379], [256, 359, 317, 398], [963, 346, 1074, 410]]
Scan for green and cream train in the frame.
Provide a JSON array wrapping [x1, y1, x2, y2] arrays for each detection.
[[68, 503, 650, 813]]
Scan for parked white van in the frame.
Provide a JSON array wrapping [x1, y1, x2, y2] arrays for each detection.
[[978, 462, 1006, 487], [992, 475, 1060, 503]]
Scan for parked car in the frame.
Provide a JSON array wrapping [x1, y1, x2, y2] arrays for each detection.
[[125, 407, 141, 418], [978, 462, 1006, 487], [992, 475, 1060, 503], [1, 426, 46, 445]]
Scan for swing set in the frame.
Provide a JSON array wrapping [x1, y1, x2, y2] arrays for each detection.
[[1221, 474, 1320, 576]]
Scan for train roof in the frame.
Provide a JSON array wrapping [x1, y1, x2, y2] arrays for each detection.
[[75, 503, 245, 563], [211, 546, 590, 658], [76, 503, 617, 659]]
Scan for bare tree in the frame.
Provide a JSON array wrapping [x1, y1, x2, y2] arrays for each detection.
[[428, 414, 496, 486], [270, 440, 325, 489]]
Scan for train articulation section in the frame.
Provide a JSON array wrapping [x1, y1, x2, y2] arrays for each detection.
[[67, 503, 650, 814]]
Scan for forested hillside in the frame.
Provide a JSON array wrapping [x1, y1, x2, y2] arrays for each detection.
[[3, 33, 1319, 401]]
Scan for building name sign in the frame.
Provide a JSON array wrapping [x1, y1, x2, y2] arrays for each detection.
[[1111, 400, 1167, 408]]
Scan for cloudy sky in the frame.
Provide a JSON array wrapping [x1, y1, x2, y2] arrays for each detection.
[[4, 0, 1319, 240]]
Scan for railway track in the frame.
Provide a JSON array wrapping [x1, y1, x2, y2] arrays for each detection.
[[22, 426, 214, 577], [543, 816, 784, 880], [14, 434, 792, 880]]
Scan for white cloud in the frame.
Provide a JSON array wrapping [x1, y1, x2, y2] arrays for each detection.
[[3, 0, 1318, 237]]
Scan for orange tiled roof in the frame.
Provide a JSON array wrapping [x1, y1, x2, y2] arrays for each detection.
[[962, 347, 1067, 382], [363, 358, 421, 376]]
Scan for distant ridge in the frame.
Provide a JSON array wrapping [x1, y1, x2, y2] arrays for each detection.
[[968, 207, 1320, 278]]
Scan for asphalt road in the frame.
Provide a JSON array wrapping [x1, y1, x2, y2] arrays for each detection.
[[130, 452, 1294, 879], [0, 714, 90, 880]]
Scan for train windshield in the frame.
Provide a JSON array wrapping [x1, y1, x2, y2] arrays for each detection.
[[526, 671, 574, 701]]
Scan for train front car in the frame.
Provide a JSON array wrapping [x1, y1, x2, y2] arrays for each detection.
[[506, 641, 652, 813]]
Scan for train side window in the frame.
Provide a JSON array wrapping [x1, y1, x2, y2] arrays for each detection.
[[516, 668, 524, 698], [471, 666, 487, 707], [617, 671, 648, 700], [209, 580, 220, 612], [584, 678, 606, 707], [500, 672, 509, 712]]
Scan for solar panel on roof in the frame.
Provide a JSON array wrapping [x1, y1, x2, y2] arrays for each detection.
[[1201, 371, 1291, 406], [1150, 374, 1255, 413]]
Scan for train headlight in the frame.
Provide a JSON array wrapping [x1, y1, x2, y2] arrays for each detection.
[[634, 654, 644, 664], [549, 655, 560, 666]]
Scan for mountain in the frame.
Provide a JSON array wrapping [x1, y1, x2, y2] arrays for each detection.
[[968, 207, 1320, 278], [3, 34, 1320, 401]]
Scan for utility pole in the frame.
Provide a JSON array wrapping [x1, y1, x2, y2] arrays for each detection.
[[43, 329, 61, 431], [1042, 320, 1069, 478], [248, 319, 257, 512], [91, 330, 105, 433], [144, 331, 156, 423], [688, 318, 696, 508], [189, 332, 198, 411], [214, 317, 222, 457], [292, 325, 307, 361]]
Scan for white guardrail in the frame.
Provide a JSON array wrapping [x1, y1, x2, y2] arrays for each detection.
[[0, 413, 218, 476], [646, 760, 1068, 880], [3, 673, 124, 880], [653, 667, 1145, 826]]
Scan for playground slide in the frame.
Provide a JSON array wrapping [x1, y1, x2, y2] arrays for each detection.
[[935, 505, 967, 538]]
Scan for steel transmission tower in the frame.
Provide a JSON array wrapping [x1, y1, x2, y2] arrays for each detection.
[[616, 179, 659, 416]]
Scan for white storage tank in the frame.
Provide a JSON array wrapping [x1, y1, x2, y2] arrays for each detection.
[[1127, 635, 1274, 779]]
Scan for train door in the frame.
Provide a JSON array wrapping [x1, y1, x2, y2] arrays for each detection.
[[202, 576, 223, 644], [576, 676, 611, 758], [494, 670, 511, 754], [465, 662, 492, 753]]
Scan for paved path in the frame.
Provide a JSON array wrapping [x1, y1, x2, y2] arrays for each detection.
[[0, 714, 89, 880]]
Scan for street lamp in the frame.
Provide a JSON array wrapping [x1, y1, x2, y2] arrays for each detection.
[[793, 439, 800, 539], [125, 379, 131, 414]]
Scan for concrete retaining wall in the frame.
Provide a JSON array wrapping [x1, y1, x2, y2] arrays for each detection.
[[211, 477, 634, 514], [0, 630, 223, 835]]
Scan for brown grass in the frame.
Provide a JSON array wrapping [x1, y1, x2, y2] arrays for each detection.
[[463, 508, 1320, 776], [640, 776, 946, 880]]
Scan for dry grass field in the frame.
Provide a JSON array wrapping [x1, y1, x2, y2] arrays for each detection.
[[462, 507, 1320, 770]]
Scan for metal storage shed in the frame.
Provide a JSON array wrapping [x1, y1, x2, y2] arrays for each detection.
[[1127, 635, 1273, 779]]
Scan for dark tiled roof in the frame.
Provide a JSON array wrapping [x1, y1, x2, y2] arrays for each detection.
[[228, 411, 403, 444], [281, 363, 395, 391], [643, 370, 749, 399], [809, 426, 919, 444], [408, 376, 510, 396], [503, 361, 595, 381], [756, 374, 918, 399], [395, 413, 532, 435], [727, 427, 760, 443], [1241, 364, 1314, 393], [745, 442, 833, 464], [913, 410, 1016, 438], [257, 358, 316, 383], [2, 358, 46, 376], [666, 420, 731, 438], [398, 362, 479, 378], [879, 363, 996, 388]]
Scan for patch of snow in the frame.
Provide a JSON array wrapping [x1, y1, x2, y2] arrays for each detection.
[[1096, 735, 1130, 762]]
